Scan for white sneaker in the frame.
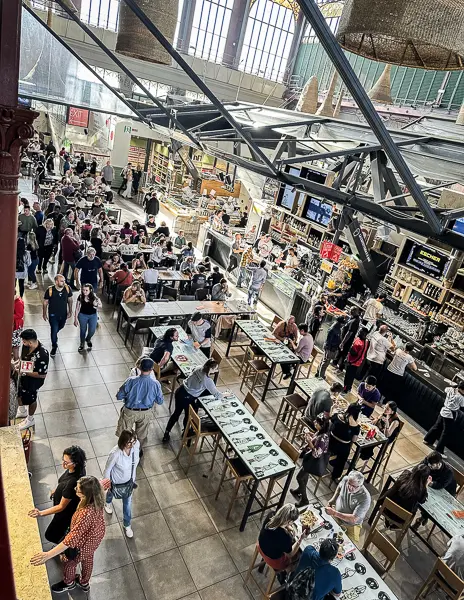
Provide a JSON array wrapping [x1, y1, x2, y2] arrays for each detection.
[[29, 283, 38, 290], [124, 526, 133, 538], [104, 503, 113, 514], [16, 406, 28, 419], [49, 256, 55, 264], [19, 416, 35, 430]]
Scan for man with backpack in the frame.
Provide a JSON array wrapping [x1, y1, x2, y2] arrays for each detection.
[[287, 538, 342, 600], [43, 274, 73, 357]]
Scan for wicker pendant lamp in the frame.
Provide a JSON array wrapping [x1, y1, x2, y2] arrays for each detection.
[[297, 76, 319, 114], [336, 0, 464, 70], [333, 86, 345, 117], [316, 71, 338, 116], [368, 64, 393, 104], [456, 103, 464, 125], [116, 0, 179, 65]]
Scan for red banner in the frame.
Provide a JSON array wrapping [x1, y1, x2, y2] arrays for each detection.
[[319, 240, 343, 263], [67, 107, 89, 128]]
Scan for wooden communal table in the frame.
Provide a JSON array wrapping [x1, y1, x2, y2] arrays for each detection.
[[301, 503, 399, 600], [143, 327, 208, 378], [225, 319, 300, 401], [371, 474, 464, 555], [200, 392, 295, 531]]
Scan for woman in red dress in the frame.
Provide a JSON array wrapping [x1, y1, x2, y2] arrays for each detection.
[[31, 475, 106, 593]]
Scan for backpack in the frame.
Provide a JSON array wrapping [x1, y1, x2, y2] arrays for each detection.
[[286, 566, 316, 600], [48, 284, 70, 297]]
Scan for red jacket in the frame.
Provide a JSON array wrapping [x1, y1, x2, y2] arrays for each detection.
[[61, 234, 80, 262], [347, 337, 368, 367], [13, 296, 24, 331]]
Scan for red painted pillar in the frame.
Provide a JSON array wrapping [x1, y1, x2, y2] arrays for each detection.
[[0, 0, 37, 426]]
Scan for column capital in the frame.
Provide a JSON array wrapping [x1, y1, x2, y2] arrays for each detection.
[[0, 105, 38, 194]]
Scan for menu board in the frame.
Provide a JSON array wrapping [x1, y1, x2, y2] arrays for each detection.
[[405, 243, 449, 280]]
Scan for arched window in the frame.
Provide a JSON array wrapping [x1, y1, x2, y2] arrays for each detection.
[[239, 0, 296, 82], [189, 0, 234, 63]]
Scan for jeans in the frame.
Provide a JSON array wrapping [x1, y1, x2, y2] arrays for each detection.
[[248, 286, 260, 306], [78, 312, 98, 344], [38, 244, 54, 270], [106, 490, 132, 527], [424, 414, 454, 454], [236, 267, 249, 288], [28, 258, 39, 283], [62, 261, 75, 285], [317, 348, 338, 378], [343, 363, 359, 393], [49, 315, 67, 347]]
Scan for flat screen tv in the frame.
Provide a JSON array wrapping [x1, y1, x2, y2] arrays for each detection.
[[453, 218, 464, 235], [304, 196, 333, 226], [405, 242, 449, 280], [277, 166, 301, 210]]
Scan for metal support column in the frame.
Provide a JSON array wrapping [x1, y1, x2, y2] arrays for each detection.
[[294, 0, 443, 235], [177, 0, 197, 54], [222, 0, 250, 68]]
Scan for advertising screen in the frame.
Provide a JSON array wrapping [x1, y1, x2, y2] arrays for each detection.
[[405, 243, 449, 280], [304, 196, 333, 226]]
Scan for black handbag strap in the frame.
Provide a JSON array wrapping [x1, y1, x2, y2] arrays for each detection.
[[130, 450, 135, 481]]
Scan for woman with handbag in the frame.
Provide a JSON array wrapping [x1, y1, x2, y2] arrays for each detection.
[[102, 430, 140, 538], [28, 445, 87, 544], [290, 416, 331, 507], [30, 475, 106, 594]]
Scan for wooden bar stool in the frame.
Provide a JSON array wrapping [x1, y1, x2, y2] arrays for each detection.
[[177, 405, 221, 474], [244, 544, 285, 599], [244, 392, 260, 416], [273, 393, 307, 435], [239, 344, 265, 377], [215, 455, 253, 520], [296, 347, 320, 379], [211, 348, 223, 384], [153, 363, 177, 408], [240, 359, 270, 395], [361, 528, 400, 577], [367, 497, 413, 546]]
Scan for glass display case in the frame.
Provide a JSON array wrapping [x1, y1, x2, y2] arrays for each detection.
[[261, 269, 304, 319]]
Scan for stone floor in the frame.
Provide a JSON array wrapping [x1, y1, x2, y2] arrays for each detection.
[[19, 179, 460, 600]]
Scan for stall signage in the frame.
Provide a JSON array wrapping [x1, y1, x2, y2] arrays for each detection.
[[320, 241, 342, 263], [320, 259, 333, 274], [405, 243, 449, 280], [67, 107, 89, 128], [20, 361, 34, 373]]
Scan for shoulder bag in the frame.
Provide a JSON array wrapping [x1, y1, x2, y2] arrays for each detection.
[[111, 451, 137, 499]]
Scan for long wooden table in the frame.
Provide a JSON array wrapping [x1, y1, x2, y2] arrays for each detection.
[[225, 319, 300, 400], [200, 392, 295, 530]]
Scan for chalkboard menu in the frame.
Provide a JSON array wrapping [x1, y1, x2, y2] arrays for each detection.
[[404, 242, 449, 281]]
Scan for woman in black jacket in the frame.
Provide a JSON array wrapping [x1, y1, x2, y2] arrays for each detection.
[[37, 218, 58, 274], [316, 315, 345, 379]]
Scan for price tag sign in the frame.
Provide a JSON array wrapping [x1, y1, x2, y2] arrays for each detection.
[[320, 240, 343, 263], [20, 361, 34, 373], [320, 260, 333, 274]]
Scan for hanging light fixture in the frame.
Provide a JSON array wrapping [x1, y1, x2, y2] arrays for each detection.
[[333, 86, 345, 117], [336, 0, 464, 70], [316, 71, 338, 116], [456, 103, 464, 125], [368, 64, 393, 104], [116, 0, 179, 66], [297, 76, 319, 114]]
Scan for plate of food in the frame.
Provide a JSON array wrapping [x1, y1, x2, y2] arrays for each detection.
[[359, 422, 371, 434], [176, 355, 188, 362], [300, 509, 324, 532]]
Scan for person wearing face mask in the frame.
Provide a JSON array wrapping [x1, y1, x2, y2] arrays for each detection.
[[325, 471, 371, 542], [162, 360, 222, 443], [28, 446, 87, 544]]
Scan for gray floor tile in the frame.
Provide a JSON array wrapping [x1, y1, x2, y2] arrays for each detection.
[[43, 408, 86, 437], [86, 335, 117, 350], [28, 413, 48, 440], [99, 363, 131, 383], [106, 381, 125, 398], [199, 574, 253, 600], [147, 471, 198, 509], [88, 426, 118, 457], [180, 533, 238, 590], [219, 522, 261, 573], [61, 351, 96, 369], [111, 334, 128, 349], [135, 548, 196, 600], [92, 348, 127, 366], [67, 367, 104, 387], [38, 388, 78, 413], [73, 384, 113, 408], [140, 444, 182, 477], [91, 522, 132, 576], [49, 432, 95, 464], [30, 466, 57, 504], [125, 510, 176, 561], [163, 499, 216, 545], [50, 338, 83, 353], [41, 370, 71, 391], [81, 403, 119, 431], [28, 438, 55, 471], [113, 478, 160, 520], [46, 354, 66, 371], [85, 564, 146, 600], [199, 493, 248, 532]]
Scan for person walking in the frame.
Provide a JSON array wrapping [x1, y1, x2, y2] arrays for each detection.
[[37, 218, 58, 275], [12, 292, 25, 360], [316, 316, 344, 379], [115, 358, 164, 452], [236, 243, 254, 289], [328, 404, 361, 482], [30, 476, 106, 594], [28, 446, 87, 544], [74, 247, 103, 293], [15, 328, 49, 430], [15, 233, 28, 298], [333, 306, 360, 371], [118, 162, 132, 195], [74, 284, 102, 352], [122, 168, 133, 199], [162, 359, 221, 443], [60, 228, 80, 287], [226, 232, 244, 277], [424, 382, 464, 457], [101, 160, 114, 186], [343, 326, 369, 394], [43, 274, 73, 357], [143, 188, 160, 217], [247, 260, 267, 306], [26, 231, 40, 290], [102, 430, 140, 539]]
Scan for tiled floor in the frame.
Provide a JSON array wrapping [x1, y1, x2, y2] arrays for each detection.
[[19, 180, 462, 599]]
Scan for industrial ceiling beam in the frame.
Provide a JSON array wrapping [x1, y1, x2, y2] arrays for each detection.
[[294, 0, 443, 235], [52, 0, 202, 150], [121, 0, 278, 175]]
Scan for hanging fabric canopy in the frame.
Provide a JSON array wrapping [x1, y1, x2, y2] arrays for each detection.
[[336, 0, 464, 70]]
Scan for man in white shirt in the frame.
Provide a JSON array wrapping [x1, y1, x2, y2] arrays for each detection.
[[257, 234, 273, 260], [363, 292, 386, 330], [443, 534, 464, 580], [365, 324, 395, 379], [285, 248, 300, 270], [424, 382, 464, 457], [387, 342, 417, 377]]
